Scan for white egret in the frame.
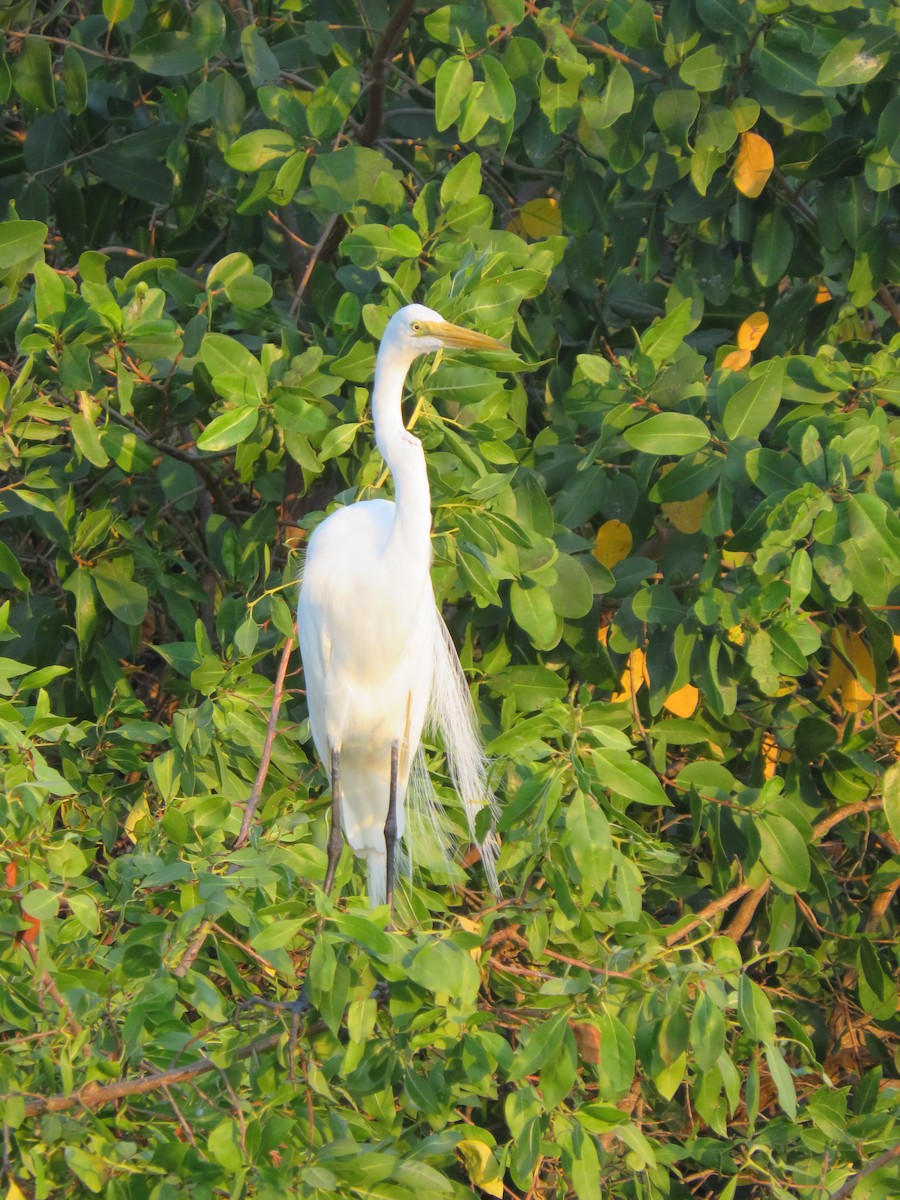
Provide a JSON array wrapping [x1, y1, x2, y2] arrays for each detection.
[[297, 303, 505, 911]]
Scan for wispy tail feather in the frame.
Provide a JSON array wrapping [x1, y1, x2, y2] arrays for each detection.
[[424, 615, 500, 895]]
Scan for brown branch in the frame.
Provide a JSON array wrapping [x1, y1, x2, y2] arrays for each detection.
[[665, 883, 754, 946], [358, 0, 417, 148], [232, 635, 296, 850], [173, 918, 213, 979], [812, 798, 883, 841], [10, 1031, 284, 1118], [723, 880, 771, 942], [827, 1144, 900, 1200]]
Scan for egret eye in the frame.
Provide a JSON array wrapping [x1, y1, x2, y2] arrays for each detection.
[[412, 321, 422, 332]]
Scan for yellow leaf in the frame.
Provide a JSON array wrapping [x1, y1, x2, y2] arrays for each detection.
[[815, 283, 832, 304], [722, 549, 749, 568], [662, 682, 699, 717], [594, 519, 632, 568], [6, 1182, 27, 1200], [821, 627, 876, 713], [721, 348, 751, 371], [737, 311, 769, 351], [726, 624, 745, 646], [457, 1140, 504, 1198], [124, 796, 152, 844], [761, 732, 778, 779], [662, 492, 709, 534], [894, 633, 900, 660], [517, 196, 562, 240], [612, 648, 649, 703], [733, 131, 774, 198]]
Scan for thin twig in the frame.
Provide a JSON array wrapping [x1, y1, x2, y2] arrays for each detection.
[[826, 1145, 900, 1200], [233, 635, 296, 850]]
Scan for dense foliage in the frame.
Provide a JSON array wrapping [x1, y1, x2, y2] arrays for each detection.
[[1, 1, 899, 1197]]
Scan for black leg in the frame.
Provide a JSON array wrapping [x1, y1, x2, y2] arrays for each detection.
[[384, 740, 400, 914], [323, 745, 343, 894]]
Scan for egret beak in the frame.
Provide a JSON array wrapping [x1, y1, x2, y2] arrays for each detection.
[[426, 320, 509, 353]]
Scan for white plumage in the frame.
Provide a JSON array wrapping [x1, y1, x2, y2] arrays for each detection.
[[297, 304, 504, 908]]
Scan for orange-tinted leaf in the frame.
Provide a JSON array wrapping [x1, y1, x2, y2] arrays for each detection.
[[517, 196, 562, 240], [894, 633, 900, 660], [662, 682, 699, 717], [734, 131, 774, 198], [571, 1021, 602, 1063], [721, 348, 751, 371], [662, 493, 709, 534], [761, 732, 778, 779], [594, 519, 633, 568], [815, 283, 832, 304], [737, 311, 769, 351], [4, 862, 16, 888]]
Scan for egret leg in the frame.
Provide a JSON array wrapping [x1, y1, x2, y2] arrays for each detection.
[[323, 746, 343, 895], [384, 740, 400, 914]]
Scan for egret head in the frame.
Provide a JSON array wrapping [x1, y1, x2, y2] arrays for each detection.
[[385, 303, 508, 361]]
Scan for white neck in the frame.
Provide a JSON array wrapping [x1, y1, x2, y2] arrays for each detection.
[[371, 344, 432, 554]]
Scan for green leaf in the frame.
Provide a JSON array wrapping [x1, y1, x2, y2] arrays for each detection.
[[566, 792, 612, 896], [510, 1010, 570, 1079], [70, 413, 110, 468], [510, 580, 561, 650], [197, 406, 259, 451], [435, 55, 475, 132], [62, 47, 88, 116], [11, 37, 56, 112], [0, 220, 47, 270], [310, 146, 405, 213], [641, 299, 696, 369], [764, 1042, 797, 1119], [624, 413, 711, 456], [408, 939, 480, 1006], [881, 763, 900, 844], [737, 976, 776, 1042], [131, 33, 207, 76], [752, 209, 795, 286], [103, 0, 134, 25], [817, 27, 894, 88], [583, 63, 634, 131], [590, 750, 670, 807], [722, 359, 785, 441], [225, 129, 297, 172], [758, 813, 811, 893], [93, 562, 148, 625]]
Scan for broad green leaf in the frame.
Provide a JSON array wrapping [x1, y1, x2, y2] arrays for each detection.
[[62, 47, 88, 115], [722, 359, 785, 441], [818, 27, 894, 88], [510, 1010, 570, 1080], [737, 976, 776, 1042], [197, 406, 259, 451], [11, 37, 56, 111], [225, 129, 296, 172], [641, 299, 696, 368], [752, 209, 795, 286], [590, 749, 670, 807], [758, 813, 811, 893], [131, 32, 206, 76], [435, 56, 475, 132], [624, 413, 711, 456], [0, 220, 47, 270], [408, 939, 480, 1006], [583, 63, 634, 131], [311, 146, 404, 213], [565, 792, 612, 895], [510, 580, 561, 650], [881, 762, 900, 844]]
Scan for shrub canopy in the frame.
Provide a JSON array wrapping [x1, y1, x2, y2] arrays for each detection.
[[1, 1, 899, 1198]]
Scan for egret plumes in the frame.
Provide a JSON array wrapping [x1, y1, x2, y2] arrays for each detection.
[[297, 304, 505, 909]]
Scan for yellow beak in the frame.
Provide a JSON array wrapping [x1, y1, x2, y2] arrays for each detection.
[[426, 320, 509, 353]]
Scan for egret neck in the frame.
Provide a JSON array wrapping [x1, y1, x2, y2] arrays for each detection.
[[371, 341, 432, 556]]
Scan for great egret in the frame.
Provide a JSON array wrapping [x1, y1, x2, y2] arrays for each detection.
[[297, 303, 505, 911]]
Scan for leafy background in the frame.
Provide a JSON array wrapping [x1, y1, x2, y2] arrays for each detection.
[[1, 0, 899, 1197]]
